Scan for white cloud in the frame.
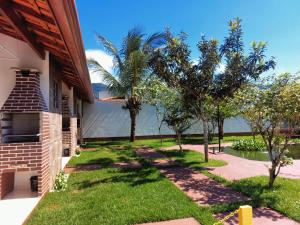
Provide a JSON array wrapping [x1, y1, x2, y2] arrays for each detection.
[[85, 49, 114, 83], [216, 63, 225, 74]]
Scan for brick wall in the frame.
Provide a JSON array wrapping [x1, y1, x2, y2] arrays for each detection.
[[62, 117, 77, 156], [0, 111, 62, 198], [0, 172, 14, 199], [48, 112, 62, 189], [0, 71, 47, 113], [0, 142, 43, 199]]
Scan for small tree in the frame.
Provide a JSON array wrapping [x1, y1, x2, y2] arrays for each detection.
[[236, 74, 300, 187], [137, 77, 193, 150], [163, 98, 194, 151]]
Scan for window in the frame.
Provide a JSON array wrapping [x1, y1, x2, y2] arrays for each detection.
[[53, 81, 59, 109]]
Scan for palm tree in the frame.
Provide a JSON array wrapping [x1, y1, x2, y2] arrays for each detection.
[[88, 27, 165, 142]]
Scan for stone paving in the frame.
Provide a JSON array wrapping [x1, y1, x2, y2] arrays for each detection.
[[164, 144, 300, 180]]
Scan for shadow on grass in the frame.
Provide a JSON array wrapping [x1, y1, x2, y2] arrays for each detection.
[[230, 179, 279, 209], [73, 166, 163, 190], [75, 157, 114, 167], [158, 150, 212, 170]]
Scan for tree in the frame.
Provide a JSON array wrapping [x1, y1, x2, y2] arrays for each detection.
[[212, 18, 276, 151], [213, 98, 239, 139], [88, 27, 165, 142], [183, 18, 275, 162], [236, 74, 300, 187], [148, 31, 196, 149], [136, 77, 194, 150], [181, 36, 220, 162]]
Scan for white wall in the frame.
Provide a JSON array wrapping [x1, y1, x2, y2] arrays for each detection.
[[14, 171, 38, 191], [0, 33, 50, 109], [83, 101, 251, 138]]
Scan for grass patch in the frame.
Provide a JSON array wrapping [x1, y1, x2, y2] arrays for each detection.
[[68, 146, 137, 167], [231, 176, 300, 222], [27, 167, 216, 225], [83, 135, 299, 150], [158, 149, 227, 169]]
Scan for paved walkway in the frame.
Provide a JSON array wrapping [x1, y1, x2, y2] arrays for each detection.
[[136, 218, 200, 225], [136, 147, 300, 225], [0, 190, 40, 225], [215, 207, 300, 225], [164, 144, 300, 180], [161, 167, 247, 205], [136, 148, 246, 205]]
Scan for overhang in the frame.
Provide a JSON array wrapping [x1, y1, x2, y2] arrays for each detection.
[[0, 0, 93, 103]]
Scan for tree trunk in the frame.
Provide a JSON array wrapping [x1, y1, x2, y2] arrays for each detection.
[[177, 132, 182, 151], [217, 105, 223, 152], [268, 165, 276, 188], [203, 119, 209, 162], [129, 110, 136, 142], [219, 118, 224, 139]]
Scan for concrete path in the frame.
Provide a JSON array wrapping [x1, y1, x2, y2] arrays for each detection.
[[164, 144, 300, 180], [161, 167, 247, 205], [136, 218, 200, 225], [0, 190, 40, 225], [215, 207, 300, 225]]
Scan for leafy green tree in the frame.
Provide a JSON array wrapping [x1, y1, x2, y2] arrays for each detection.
[[137, 77, 193, 150], [236, 74, 300, 187], [212, 18, 276, 150], [148, 31, 196, 149], [88, 28, 165, 142], [181, 37, 220, 161], [182, 18, 275, 162], [212, 98, 239, 139]]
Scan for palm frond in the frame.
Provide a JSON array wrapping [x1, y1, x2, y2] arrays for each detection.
[[88, 58, 125, 96], [143, 32, 167, 51], [95, 33, 124, 71], [122, 27, 144, 59]]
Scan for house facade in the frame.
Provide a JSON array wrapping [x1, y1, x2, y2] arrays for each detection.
[[0, 0, 93, 199]]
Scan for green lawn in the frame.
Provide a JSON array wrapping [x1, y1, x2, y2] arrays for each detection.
[[27, 137, 300, 224], [83, 135, 262, 150], [28, 167, 216, 225], [68, 146, 138, 167], [231, 176, 300, 222], [158, 149, 227, 168]]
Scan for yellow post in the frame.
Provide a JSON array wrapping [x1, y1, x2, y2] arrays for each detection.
[[238, 205, 253, 225]]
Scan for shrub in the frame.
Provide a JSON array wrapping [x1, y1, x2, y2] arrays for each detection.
[[232, 139, 265, 151], [75, 148, 81, 156], [54, 171, 67, 191]]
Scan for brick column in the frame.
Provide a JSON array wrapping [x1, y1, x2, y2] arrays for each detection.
[[0, 172, 14, 199], [38, 112, 50, 197]]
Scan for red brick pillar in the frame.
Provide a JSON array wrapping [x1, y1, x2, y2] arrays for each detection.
[[38, 112, 51, 197], [0, 173, 2, 199], [0, 172, 14, 199]]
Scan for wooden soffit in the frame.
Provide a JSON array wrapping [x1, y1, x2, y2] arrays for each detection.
[[0, 0, 93, 103]]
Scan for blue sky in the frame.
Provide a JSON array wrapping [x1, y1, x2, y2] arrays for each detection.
[[76, 0, 300, 83]]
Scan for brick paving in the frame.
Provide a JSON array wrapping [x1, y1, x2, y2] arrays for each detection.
[[161, 167, 247, 205], [215, 207, 300, 225], [136, 147, 247, 206], [136, 218, 200, 225], [137, 146, 300, 225], [164, 144, 300, 180]]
